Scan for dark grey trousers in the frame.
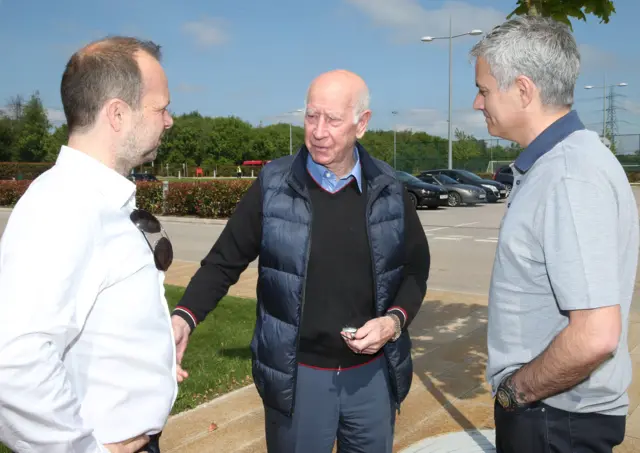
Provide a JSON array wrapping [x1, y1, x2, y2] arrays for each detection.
[[264, 356, 396, 453], [495, 401, 626, 453]]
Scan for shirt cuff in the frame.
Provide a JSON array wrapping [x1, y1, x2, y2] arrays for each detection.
[[386, 307, 406, 328], [172, 306, 198, 331]]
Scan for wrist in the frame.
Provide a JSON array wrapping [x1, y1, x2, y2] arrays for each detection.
[[384, 313, 401, 342], [496, 372, 534, 411], [172, 306, 197, 332]]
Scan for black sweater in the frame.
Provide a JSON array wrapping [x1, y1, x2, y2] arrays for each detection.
[[173, 170, 430, 368]]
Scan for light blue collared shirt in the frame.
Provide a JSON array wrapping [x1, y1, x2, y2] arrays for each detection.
[[306, 148, 363, 193]]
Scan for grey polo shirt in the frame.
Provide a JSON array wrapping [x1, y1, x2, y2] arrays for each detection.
[[487, 110, 639, 416]]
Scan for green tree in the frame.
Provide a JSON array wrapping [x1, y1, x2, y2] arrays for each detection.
[[44, 124, 68, 162], [452, 129, 481, 163], [13, 92, 51, 162], [508, 0, 616, 28]]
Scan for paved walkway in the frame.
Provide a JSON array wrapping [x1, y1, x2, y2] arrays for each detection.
[[161, 260, 640, 452]]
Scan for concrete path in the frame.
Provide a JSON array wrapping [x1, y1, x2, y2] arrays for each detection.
[[162, 261, 640, 452]]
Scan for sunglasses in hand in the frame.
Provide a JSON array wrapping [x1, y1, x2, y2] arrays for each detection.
[[130, 208, 173, 271]]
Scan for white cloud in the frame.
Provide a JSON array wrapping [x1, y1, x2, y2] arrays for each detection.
[[47, 108, 66, 124], [182, 17, 229, 47], [0, 107, 66, 125], [392, 108, 490, 138], [345, 0, 506, 43], [578, 43, 618, 71], [266, 109, 305, 125]]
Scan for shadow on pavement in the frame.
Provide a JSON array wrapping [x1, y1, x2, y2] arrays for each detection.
[[408, 298, 492, 449]]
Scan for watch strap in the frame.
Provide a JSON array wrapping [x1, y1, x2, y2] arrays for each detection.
[[386, 313, 402, 342]]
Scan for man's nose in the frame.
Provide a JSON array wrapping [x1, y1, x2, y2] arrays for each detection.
[[313, 117, 328, 139], [473, 94, 484, 111]]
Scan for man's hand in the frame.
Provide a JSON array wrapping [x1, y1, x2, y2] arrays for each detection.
[[342, 317, 396, 355], [104, 434, 149, 453], [172, 315, 192, 382]]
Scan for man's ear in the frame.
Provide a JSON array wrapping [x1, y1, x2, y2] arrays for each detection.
[[355, 110, 371, 139], [105, 99, 129, 132], [515, 75, 536, 110]]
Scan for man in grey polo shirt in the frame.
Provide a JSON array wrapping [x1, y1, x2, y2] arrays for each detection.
[[470, 16, 638, 453]]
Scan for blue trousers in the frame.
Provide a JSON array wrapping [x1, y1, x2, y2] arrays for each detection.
[[264, 355, 396, 453]]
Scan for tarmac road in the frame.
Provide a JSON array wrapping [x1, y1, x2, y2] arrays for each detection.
[[0, 200, 504, 295], [2, 186, 640, 298]]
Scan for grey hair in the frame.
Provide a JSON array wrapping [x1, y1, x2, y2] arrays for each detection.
[[352, 87, 370, 124], [304, 85, 371, 124], [469, 15, 580, 107]]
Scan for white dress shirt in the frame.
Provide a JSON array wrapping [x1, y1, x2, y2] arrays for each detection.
[[0, 146, 177, 452]]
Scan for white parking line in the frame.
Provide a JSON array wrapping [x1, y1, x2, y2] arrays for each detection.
[[454, 222, 479, 227], [434, 236, 462, 241], [475, 239, 498, 243], [424, 226, 449, 232]]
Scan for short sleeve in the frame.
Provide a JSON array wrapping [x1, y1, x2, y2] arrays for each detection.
[[542, 177, 619, 311]]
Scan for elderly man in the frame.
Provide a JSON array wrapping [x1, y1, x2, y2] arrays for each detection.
[[470, 16, 638, 453], [171, 69, 430, 452], [0, 37, 175, 453]]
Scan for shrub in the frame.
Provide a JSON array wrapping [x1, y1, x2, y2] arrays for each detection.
[[0, 181, 31, 205], [627, 172, 640, 183], [0, 163, 53, 180], [164, 180, 252, 218], [136, 182, 164, 214]]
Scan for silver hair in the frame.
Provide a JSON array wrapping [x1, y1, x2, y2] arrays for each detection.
[[304, 86, 370, 124], [469, 15, 580, 107]]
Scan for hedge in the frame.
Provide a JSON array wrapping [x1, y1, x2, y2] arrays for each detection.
[[0, 179, 253, 219], [2, 172, 640, 218], [0, 163, 53, 180]]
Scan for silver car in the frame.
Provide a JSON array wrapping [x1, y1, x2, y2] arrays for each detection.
[[417, 173, 486, 207]]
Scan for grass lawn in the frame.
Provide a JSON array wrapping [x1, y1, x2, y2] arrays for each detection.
[[0, 285, 256, 452], [165, 285, 256, 414]]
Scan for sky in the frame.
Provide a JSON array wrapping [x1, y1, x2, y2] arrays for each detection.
[[1, 0, 640, 147]]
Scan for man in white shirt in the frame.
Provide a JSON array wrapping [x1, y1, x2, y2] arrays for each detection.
[[0, 36, 176, 453]]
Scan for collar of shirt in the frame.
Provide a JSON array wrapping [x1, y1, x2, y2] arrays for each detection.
[[56, 145, 137, 209], [514, 110, 585, 173], [306, 147, 363, 193]]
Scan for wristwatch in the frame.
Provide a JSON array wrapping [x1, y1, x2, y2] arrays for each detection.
[[385, 313, 402, 342], [495, 374, 535, 412]]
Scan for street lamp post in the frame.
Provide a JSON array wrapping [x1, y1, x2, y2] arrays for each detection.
[[584, 76, 628, 139], [282, 109, 304, 155], [392, 110, 398, 169], [421, 18, 482, 169]]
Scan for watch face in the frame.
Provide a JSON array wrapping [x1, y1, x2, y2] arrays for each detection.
[[496, 388, 511, 408]]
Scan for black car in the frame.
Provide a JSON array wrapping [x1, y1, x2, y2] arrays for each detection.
[[417, 173, 486, 207], [129, 173, 159, 182], [493, 165, 514, 197], [395, 170, 449, 209], [419, 169, 506, 202]]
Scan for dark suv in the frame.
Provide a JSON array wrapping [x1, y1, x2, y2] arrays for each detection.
[[419, 169, 507, 202], [395, 170, 449, 209], [493, 165, 514, 197]]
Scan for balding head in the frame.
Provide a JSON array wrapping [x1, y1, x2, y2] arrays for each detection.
[[61, 36, 162, 133], [305, 70, 370, 124], [62, 36, 173, 176], [303, 69, 372, 177]]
